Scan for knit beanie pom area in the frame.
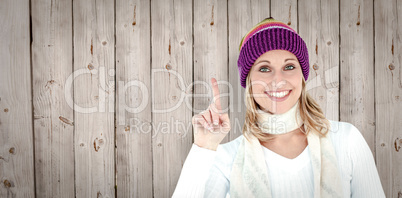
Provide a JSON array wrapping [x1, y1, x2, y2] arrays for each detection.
[[237, 17, 310, 88]]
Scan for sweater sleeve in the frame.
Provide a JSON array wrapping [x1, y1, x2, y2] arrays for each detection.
[[172, 143, 229, 198], [348, 124, 385, 198]]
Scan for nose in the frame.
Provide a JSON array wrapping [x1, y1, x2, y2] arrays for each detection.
[[271, 71, 286, 90]]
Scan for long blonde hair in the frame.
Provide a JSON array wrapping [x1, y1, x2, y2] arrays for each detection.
[[242, 73, 330, 142]]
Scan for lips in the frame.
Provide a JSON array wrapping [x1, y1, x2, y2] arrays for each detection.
[[265, 90, 292, 102]]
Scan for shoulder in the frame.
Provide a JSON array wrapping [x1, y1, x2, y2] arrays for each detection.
[[326, 120, 372, 159], [327, 119, 363, 144]]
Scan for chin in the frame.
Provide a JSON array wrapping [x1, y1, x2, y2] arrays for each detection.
[[259, 100, 297, 114]]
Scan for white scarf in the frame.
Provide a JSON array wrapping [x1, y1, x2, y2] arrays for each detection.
[[230, 102, 343, 197], [255, 102, 304, 135]]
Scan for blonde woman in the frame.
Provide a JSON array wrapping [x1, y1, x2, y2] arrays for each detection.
[[173, 18, 385, 198]]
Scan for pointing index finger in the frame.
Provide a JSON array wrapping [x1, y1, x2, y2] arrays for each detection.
[[211, 78, 222, 114]]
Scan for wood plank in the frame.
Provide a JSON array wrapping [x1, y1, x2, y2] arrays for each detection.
[[340, 0, 375, 152], [194, 0, 228, 144], [0, 0, 35, 197], [73, 0, 115, 197], [228, 0, 270, 141], [151, 0, 193, 197], [299, 0, 340, 121], [115, 0, 152, 197], [31, 0, 74, 197], [374, 0, 402, 197], [271, 0, 297, 31]]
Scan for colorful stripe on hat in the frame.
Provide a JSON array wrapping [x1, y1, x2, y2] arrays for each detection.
[[239, 18, 297, 51]]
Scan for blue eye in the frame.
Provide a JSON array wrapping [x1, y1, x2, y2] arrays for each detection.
[[259, 67, 270, 72], [285, 65, 295, 70]]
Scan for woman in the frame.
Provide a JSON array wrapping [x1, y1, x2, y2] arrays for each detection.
[[173, 17, 385, 198]]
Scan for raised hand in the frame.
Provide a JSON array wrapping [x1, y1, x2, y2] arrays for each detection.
[[192, 78, 231, 151]]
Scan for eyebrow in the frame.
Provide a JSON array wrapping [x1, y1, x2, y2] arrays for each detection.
[[255, 58, 297, 65]]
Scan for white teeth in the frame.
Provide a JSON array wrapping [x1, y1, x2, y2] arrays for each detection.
[[266, 90, 290, 98]]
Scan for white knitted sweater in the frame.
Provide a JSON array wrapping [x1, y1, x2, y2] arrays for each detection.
[[172, 120, 385, 198]]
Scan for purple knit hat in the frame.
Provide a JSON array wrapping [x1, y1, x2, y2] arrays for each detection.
[[238, 17, 310, 88]]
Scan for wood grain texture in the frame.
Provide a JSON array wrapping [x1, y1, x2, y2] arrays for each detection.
[[271, 0, 297, 30], [374, 0, 402, 197], [228, 0, 270, 141], [31, 0, 74, 197], [340, 0, 375, 153], [151, 0, 193, 197], [1, 1, 402, 196], [116, 0, 152, 197], [0, 0, 35, 197], [73, 0, 115, 197], [194, 0, 228, 143], [299, 0, 340, 121]]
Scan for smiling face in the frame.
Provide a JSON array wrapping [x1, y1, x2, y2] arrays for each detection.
[[249, 50, 303, 114]]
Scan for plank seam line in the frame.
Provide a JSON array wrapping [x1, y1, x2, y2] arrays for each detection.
[[113, 0, 117, 197], [29, 0, 37, 196]]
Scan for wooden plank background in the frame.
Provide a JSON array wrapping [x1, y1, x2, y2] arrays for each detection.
[[0, 0, 401, 197], [0, 0, 35, 197], [375, 0, 402, 196], [151, 0, 193, 196], [31, 0, 74, 197], [116, 0, 152, 197]]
